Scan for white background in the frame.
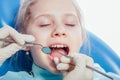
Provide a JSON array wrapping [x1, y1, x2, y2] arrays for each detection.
[[78, 0, 120, 56]]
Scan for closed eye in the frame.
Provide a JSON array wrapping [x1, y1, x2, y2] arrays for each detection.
[[39, 24, 51, 27], [65, 24, 75, 27]]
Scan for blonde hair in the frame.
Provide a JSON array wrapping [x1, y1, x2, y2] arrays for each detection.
[[15, 0, 90, 54], [15, 0, 37, 32], [71, 0, 91, 54]]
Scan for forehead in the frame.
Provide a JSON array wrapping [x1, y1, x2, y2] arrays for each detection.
[[30, 0, 78, 17]]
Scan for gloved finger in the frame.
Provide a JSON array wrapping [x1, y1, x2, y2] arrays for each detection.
[[69, 53, 94, 80], [21, 34, 35, 42], [54, 57, 70, 70], [56, 63, 70, 70], [70, 53, 94, 69], [0, 41, 4, 48], [69, 53, 86, 67], [0, 26, 10, 38], [0, 26, 25, 45], [60, 56, 71, 64], [1, 43, 22, 55], [53, 57, 69, 76], [55, 57, 75, 71], [57, 63, 75, 77], [54, 57, 59, 65]]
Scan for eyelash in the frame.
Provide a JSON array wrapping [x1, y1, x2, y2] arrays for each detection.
[[38, 23, 75, 27], [65, 24, 75, 27], [39, 24, 51, 27]]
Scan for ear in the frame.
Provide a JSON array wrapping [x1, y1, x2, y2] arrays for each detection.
[[23, 46, 30, 51], [23, 46, 31, 55]]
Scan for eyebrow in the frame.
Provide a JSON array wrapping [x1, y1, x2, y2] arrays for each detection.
[[64, 13, 78, 17], [33, 13, 78, 21], [33, 14, 50, 20]]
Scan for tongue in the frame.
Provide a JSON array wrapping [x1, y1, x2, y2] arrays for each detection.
[[50, 48, 67, 58]]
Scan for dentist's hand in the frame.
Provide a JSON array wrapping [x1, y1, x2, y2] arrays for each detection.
[[54, 53, 94, 80], [0, 26, 35, 65]]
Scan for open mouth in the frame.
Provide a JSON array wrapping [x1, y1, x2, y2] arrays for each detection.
[[48, 44, 69, 58]]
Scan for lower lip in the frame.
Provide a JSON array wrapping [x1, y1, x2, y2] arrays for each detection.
[[47, 53, 67, 73], [48, 53, 63, 62], [47, 55, 59, 72], [48, 54, 54, 61]]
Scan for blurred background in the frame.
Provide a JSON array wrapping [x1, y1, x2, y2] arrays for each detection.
[[78, 0, 120, 56]]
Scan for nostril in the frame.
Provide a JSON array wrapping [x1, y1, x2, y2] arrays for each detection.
[[55, 33, 60, 36], [62, 33, 66, 36], [53, 33, 66, 37]]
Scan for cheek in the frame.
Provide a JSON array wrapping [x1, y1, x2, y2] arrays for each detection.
[[30, 46, 54, 70], [73, 36, 83, 50], [26, 27, 48, 43], [75, 29, 83, 45], [77, 33, 83, 48], [30, 46, 45, 63], [30, 46, 42, 57], [70, 31, 83, 51]]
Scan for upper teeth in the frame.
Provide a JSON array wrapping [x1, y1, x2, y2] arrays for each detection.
[[51, 44, 67, 48]]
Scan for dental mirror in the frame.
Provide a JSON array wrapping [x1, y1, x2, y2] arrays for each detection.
[[42, 47, 51, 54]]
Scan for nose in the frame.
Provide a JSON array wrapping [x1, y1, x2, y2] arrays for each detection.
[[52, 26, 67, 38]]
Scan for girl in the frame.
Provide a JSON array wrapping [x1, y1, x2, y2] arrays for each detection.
[[0, 0, 120, 80]]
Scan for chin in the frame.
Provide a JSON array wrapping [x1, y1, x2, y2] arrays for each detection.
[[45, 62, 61, 74], [49, 68, 61, 74]]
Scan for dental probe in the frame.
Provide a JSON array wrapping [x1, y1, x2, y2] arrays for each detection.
[[56, 51, 113, 80], [0, 38, 51, 54]]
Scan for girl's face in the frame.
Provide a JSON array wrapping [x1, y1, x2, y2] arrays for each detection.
[[26, 0, 83, 74]]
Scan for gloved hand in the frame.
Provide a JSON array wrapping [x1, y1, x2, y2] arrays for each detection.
[[54, 53, 94, 80], [0, 26, 35, 65]]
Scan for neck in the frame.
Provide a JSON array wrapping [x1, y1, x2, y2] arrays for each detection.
[[32, 63, 63, 80]]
